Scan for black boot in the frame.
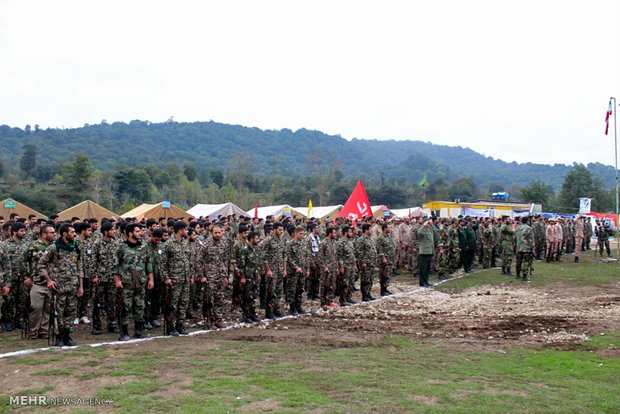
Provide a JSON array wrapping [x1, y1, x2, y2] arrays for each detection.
[[296, 303, 306, 314], [166, 321, 179, 336], [515, 272, 521, 280], [575, 256, 580, 263], [118, 325, 130, 341], [107, 325, 120, 334], [250, 311, 261, 323], [55, 328, 66, 347], [176, 321, 188, 335], [64, 328, 76, 346], [243, 314, 253, 324], [133, 322, 148, 339], [265, 309, 275, 320], [289, 305, 298, 316], [439, 273, 448, 281]]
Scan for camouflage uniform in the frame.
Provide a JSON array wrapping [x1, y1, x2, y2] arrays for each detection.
[[239, 242, 259, 319], [197, 235, 228, 325], [78, 236, 97, 319], [357, 234, 377, 300], [36, 240, 83, 330], [437, 225, 449, 277], [230, 237, 246, 310], [21, 239, 51, 338], [255, 236, 268, 309], [260, 233, 286, 316], [305, 233, 321, 300], [188, 238, 202, 313], [445, 224, 461, 273], [515, 223, 534, 280], [482, 224, 494, 268], [284, 238, 307, 311], [145, 240, 164, 324], [160, 236, 192, 323], [113, 241, 152, 325], [533, 219, 546, 259], [500, 223, 515, 274], [410, 222, 421, 275], [93, 237, 120, 330], [336, 237, 356, 304], [376, 233, 395, 294], [1, 237, 27, 326], [318, 237, 338, 307]]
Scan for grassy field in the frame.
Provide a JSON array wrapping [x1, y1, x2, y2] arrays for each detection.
[[0, 253, 618, 413]]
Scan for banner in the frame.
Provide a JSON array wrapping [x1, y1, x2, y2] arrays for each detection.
[[337, 180, 372, 220], [461, 206, 490, 218], [579, 198, 591, 214]]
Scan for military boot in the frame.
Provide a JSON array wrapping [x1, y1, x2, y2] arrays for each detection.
[[176, 321, 188, 335], [55, 328, 66, 347], [64, 328, 76, 346], [289, 305, 298, 316], [165, 321, 179, 336], [574, 257, 580, 263], [515, 272, 521, 280], [296, 303, 306, 315], [118, 325, 130, 341], [133, 322, 148, 339]]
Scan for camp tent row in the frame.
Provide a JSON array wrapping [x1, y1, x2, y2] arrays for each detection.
[[0, 198, 47, 220], [187, 203, 247, 220]]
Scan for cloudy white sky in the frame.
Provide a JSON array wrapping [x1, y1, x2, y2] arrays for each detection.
[[1, 0, 618, 166]]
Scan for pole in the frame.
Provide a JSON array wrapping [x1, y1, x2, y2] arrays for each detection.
[[613, 97, 619, 260]]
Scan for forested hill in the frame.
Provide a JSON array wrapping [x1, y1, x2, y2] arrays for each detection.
[[0, 120, 614, 191]]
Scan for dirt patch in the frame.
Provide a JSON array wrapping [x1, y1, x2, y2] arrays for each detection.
[[236, 397, 283, 412], [408, 394, 438, 405]]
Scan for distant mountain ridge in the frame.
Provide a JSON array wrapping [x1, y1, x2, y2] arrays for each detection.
[[0, 120, 614, 191]]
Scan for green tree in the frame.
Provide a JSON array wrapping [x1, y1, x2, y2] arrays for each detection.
[[69, 153, 93, 185], [20, 144, 37, 177], [209, 169, 224, 187], [449, 176, 478, 202], [183, 163, 197, 182], [557, 164, 611, 213], [520, 181, 554, 206]]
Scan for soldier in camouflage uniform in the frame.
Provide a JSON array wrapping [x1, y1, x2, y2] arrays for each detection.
[[239, 231, 261, 323], [160, 221, 192, 335], [533, 216, 546, 260], [187, 227, 202, 317], [357, 224, 377, 302], [255, 225, 273, 310], [21, 224, 56, 339], [198, 223, 230, 328], [337, 225, 357, 305], [410, 218, 421, 277], [318, 227, 339, 310], [515, 217, 535, 281], [145, 228, 164, 329], [112, 223, 154, 340], [305, 223, 321, 300], [37, 224, 84, 346], [75, 222, 94, 325], [445, 219, 461, 274], [0, 222, 28, 330], [376, 223, 395, 296], [499, 217, 515, 275], [92, 221, 120, 334], [284, 226, 308, 315], [230, 225, 249, 312], [260, 222, 286, 319], [436, 220, 449, 280], [482, 220, 494, 269]]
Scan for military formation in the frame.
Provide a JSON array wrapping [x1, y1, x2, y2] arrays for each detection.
[[0, 210, 615, 348]]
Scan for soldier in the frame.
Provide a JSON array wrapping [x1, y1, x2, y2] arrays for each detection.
[[398, 218, 411, 270], [261, 222, 286, 319], [256, 224, 272, 310], [239, 231, 261, 323], [89, 218, 102, 242], [198, 223, 230, 328], [37, 224, 84, 346], [144, 228, 164, 329], [376, 223, 395, 296], [22, 224, 56, 339], [337, 225, 357, 306], [305, 223, 321, 300], [284, 226, 308, 315], [584, 217, 593, 250], [445, 219, 460, 274], [389, 219, 400, 275], [418, 218, 443, 288], [92, 221, 120, 335], [230, 225, 249, 312], [574, 215, 585, 263], [410, 217, 421, 277], [75, 222, 94, 325], [515, 217, 535, 281], [436, 220, 449, 280], [596, 220, 612, 257], [499, 217, 516, 275], [112, 223, 154, 340], [464, 218, 477, 273], [160, 221, 192, 335], [318, 227, 339, 310], [358, 223, 377, 302], [0, 222, 28, 330]]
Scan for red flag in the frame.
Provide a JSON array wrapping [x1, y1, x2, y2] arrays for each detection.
[[605, 99, 612, 135], [408, 209, 412, 220], [337, 180, 372, 220], [254, 202, 258, 218]]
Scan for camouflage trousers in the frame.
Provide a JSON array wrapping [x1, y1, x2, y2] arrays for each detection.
[[411, 248, 419, 274], [284, 270, 305, 308], [338, 265, 356, 304], [55, 281, 78, 330], [77, 278, 92, 319], [265, 270, 284, 314], [241, 274, 258, 317], [92, 281, 118, 330], [171, 278, 190, 322], [535, 237, 545, 258], [515, 251, 533, 278], [306, 258, 321, 299], [4, 274, 26, 324], [501, 242, 514, 272], [119, 285, 145, 325], [360, 268, 374, 299], [598, 239, 611, 256], [447, 248, 460, 273], [145, 276, 163, 323], [483, 245, 493, 268], [436, 249, 447, 275], [398, 246, 410, 269], [379, 264, 392, 292], [574, 236, 583, 258], [320, 269, 337, 306]]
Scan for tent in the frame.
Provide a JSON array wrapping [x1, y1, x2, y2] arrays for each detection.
[[187, 203, 247, 220], [57, 200, 119, 221], [389, 207, 429, 218], [0, 198, 47, 219], [371, 205, 393, 219], [246, 204, 307, 220], [294, 205, 343, 221], [121, 202, 194, 221]]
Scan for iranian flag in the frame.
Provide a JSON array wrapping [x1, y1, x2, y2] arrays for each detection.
[[605, 99, 612, 135]]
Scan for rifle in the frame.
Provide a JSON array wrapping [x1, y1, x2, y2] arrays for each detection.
[[48, 291, 59, 346], [21, 291, 33, 339], [92, 284, 104, 328], [201, 284, 212, 328], [116, 288, 128, 331], [381, 264, 390, 290], [0, 295, 5, 333], [163, 285, 175, 335]]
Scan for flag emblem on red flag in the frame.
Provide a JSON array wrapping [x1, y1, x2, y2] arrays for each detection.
[[337, 180, 372, 220], [605, 99, 612, 135]]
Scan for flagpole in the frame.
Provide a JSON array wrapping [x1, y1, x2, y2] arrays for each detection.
[[613, 96, 619, 259]]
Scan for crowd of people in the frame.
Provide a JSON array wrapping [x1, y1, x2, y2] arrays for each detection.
[[0, 210, 615, 348]]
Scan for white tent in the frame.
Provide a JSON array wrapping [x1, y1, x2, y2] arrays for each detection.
[[187, 203, 247, 219], [294, 204, 343, 220], [246, 204, 307, 219], [389, 207, 429, 218]]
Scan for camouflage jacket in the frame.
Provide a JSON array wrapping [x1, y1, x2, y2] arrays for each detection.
[[319, 238, 338, 273], [446, 226, 460, 249], [239, 243, 259, 278], [94, 238, 120, 283], [357, 235, 377, 270], [37, 240, 83, 292], [376, 233, 395, 264], [515, 224, 534, 253], [336, 237, 356, 266], [230, 238, 245, 266], [285, 238, 307, 273], [500, 224, 515, 245], [483, 226, 494, 248], [146, 241, 164, 281], [21, 239, 50, 286], [198, 236, 229, 279], [113, 241, 153, 287], [1, 237, 27, 285], [261, 234, 285, 272], [160, 237, 192, 282], [78, 236, 98, 279]]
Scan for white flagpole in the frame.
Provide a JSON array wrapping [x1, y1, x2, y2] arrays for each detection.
[[613, 97, 619, 259]]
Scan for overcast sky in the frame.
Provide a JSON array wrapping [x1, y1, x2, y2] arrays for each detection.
[[1, 0, 619, 167]]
